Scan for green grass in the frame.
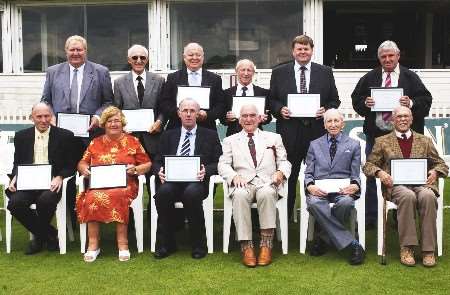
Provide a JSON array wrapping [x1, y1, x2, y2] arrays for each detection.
[[0, 183, 449, 295]]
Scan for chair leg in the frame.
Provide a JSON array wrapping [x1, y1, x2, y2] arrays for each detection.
[[437, 194, 443, 257], [223, 198, 233, 254], [6, 207, 12, 254], [299, 207, 309, 254], [80, 223, 87, 253], [203, 197, 214, 254], [55, 200, 66, 254], [150, 197, 157, 253], [377, 196, 384, 256], [277, 203, 288, 254], [132, 201, 144, 253]]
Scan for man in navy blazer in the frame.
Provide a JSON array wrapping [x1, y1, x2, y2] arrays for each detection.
[[268, 35, 340, 218], [304, 108, 364, 265], [160, 42, 226, 131]]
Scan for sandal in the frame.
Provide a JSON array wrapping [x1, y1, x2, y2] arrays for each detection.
[[84, 248, 101, 262], [119, 249, 130, 262]]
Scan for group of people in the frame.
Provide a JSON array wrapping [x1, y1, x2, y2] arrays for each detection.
[[5, 34, 447, 269]]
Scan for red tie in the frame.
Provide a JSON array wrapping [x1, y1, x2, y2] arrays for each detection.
[[247, 133, 257, 167], [382, 72, 392, 121]]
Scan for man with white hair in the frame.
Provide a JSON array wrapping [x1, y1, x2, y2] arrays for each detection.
[[351, 40, 432, 228], [304, 108, 364, 265], [218, 104, 291, 267]]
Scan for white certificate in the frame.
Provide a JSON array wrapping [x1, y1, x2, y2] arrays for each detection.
[[391, 158, 427, 185], [232, 96, 266, 117], [17, 164, 52, 191], [90, 164, 127, 189], [57, 113, 90, 138], [371, 88, 403, 112], [287, 94, 320, 117], [315, 178, 351, 193], [177, 86, 210, 109], [165, 156, 200, 182], [122, 109, 154, 132]]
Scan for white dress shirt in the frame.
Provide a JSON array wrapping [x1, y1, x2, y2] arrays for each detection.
[[176, 125, 198, 156], [132, 70, 146, 98], [381, 63, 400, 87], [236, 83, 254, 96], [294, 61, 311, 93], [395, 129, 412, 139]]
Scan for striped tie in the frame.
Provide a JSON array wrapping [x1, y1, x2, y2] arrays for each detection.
[[180, 131, 192, 156], [382, 72, 392, 121]]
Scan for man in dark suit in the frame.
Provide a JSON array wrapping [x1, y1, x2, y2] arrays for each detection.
[[352, 40, 432, 227], [160, 42, 226, 131], [6, 102, 75, 254], [268, 35, 340, 218], [152, 98, 222, 259], [221, 59, 272, 136]]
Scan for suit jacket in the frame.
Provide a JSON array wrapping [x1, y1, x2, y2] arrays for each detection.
[[113, 71, 165, 155], [304, 133, 361, 199], [218, 130, 291, 197], [11, 126, 76, 180], [363, 131, 448, 200], [160, 68, 226, 130], [351, 65, 432, 139], [42, 60, 113, 116], [221, 85, 272, 136], [268, 61, 340, 156], [153, 126, 222, 185]]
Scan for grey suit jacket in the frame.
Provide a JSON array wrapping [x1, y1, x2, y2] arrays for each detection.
[[42, 60, 113, 116], [304, 133, 361, 198]]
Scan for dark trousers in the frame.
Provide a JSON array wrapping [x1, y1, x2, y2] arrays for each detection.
[[7, 189, 61, 241], [365, 136, 377, 224], [152, 182, 207, 250]]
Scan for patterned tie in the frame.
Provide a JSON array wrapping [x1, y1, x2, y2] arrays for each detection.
[[299, 66, 307, 94], [241, 86, 247, 97], [247, 132, 257, 167], [189, 71, 201, 86], [330, 137, 337, 162], [382, 72, 392, 121], [70, 68, 79, 113], [180, 131, 192, 156], [136, 76, 144, 106]]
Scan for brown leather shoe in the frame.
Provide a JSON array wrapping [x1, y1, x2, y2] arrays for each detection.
[[242, 247, 257, 268], [257, 246, 272, 266], [400, 246, 415, 266], [422, 252, 436, 267]]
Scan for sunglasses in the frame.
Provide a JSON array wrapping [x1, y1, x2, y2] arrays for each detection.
[[131, 56, 147, 61]]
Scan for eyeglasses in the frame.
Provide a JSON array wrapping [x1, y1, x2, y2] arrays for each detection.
[[106, 119, 122, 125], [131, 56, 147, 61]]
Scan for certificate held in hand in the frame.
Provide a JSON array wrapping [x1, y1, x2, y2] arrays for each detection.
[[165, 156, 200, 182], [16, 164, 52, 191], [122, 109, 154, 132], [287, 94, 320, 117], [370, 87, 403, 112], [177, 86, 210, 109], [57, 113, 90, 137], [90, 164, 127, 189], [391, 158, 427, 185]]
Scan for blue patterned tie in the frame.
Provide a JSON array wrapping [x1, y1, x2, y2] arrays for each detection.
[[330, 137, 337, 162], [180, 131, 192, 156]]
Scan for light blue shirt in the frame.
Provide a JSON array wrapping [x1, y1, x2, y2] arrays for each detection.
[[176, 125, 198, 156]]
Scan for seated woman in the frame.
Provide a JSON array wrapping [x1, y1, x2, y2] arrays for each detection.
[[77, 106, 151, 262]]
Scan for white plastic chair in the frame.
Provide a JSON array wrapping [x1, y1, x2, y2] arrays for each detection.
[[299, 164, 366, 254], [78, 174, 145, 253], [222, 177, 289, 254], [3, 175, 75, 254], [150, 174, 219, 253], [376, 178, 444, 257]]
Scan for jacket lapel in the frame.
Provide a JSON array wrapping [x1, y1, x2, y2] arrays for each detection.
[[309, 63, 318, 94], [319, 135, 332, 168], [144, 71, 156, 106], [80, 61, 94, 107], [255, 132, 266, 167], [126, 72, 139, 105], [172, 128, 182, 155], [237, 134, 255, 168], [60, 63, 71, 105], [330, 134, 348, 169], [48, 127, 57, 164], [388, 132, 403, 158], [286, 63, 298, 94]]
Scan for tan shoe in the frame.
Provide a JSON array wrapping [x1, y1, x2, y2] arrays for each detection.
[[257, 246, 272, 266], [400, 246, 415, 266], [422, 252, 437, 267], [242, 247, 257, 268]]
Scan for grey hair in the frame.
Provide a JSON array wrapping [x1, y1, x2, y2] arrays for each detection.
[[65, 35, 87, 51], [323, 108, 343, 122], [178, 98, 200, 111], [127, 44, 149, 58], [378, 40, 400, 57], [183, 42, 204, 56], [235, 59, 256, 72], [32, 101, 54, 115], [239, 104, 259, 116], [392, 106, 412, 117]]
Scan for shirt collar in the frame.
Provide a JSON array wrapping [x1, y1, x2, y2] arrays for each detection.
[[132, 70, 146, 82], [294, 60, 311, 72], [237, 82, 253, 90], [35, 126, 51, 137], [241, 128, 259, 138], [327, 132, 342, 143], [182, 125, 197, 136], [382, 63, 400, 75], [69, 63, 85, 73], [395, 129, 412, 139], [187, 68, 202, 75]]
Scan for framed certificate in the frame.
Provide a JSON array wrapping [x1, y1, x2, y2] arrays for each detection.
[[315, 178, 351, 193], [122, 109, 154, 132], [57, 113, 90, 138], [391, 158, 427, 185], [287, 94, 320, 117], [90, 164, 127, 189], [370, 87, 403, 112], [165, 156, 200, 182], [177, 86, 211, 109], [231, 96, 266, 117], [17, 164, 52, 191]]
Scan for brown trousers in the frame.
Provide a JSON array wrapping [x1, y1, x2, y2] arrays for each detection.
[[391, 185, 437, 252]]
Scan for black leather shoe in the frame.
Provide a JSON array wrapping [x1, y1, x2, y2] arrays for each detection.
[[25, 239, 43, 255], [47, 235, 59, 252], [154, 247, 176, 259], [191, 247, 207, 259], [310, 238, 327, 256], [349, 243, 365, 265]]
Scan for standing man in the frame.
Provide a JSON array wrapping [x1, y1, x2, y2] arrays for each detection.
[[352, 40, 432, 227], [218, 104, 291, 267], [221, 59, 271, 136], [268, 35, 340, 218], [6, 102, 75, 254], [160, 42, 226, 131], [152, 98, 222, 259], [304, 109, 364, 265], [363, 106, 447, 267]]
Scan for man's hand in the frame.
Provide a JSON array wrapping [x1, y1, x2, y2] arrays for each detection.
[[378, 170, 393, 188], [307, 184, 327, 197], [197, 164, 206, 182], [149, 120, 162, 134], [260, 112, 269, 123], [88, 116, 100, 131], [225, 111, 237, 123], [339, 184, 359, 196], [197, 110, 208, 122], [280, 106, 290, 120], [399, 96, 412, 108], [365, 97, 375, 108], [271, 171, 284, 187], [232, 175, 248, 188], [50, 176, 63, 193], [8, 176, 17, 192], [315, 107, 325, 118], [426, 169, 438, 185], [158, 167, 166, 184]]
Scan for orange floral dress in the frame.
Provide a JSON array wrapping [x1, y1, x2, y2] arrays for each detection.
[[76, 134, 150, 224]]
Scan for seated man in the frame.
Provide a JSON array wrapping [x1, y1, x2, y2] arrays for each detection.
[[304, 108, 364, 265], [363, 106, 448, 267], [152, 98, 222, 259], [218, 104, 291, 267], [6, 102, 75, 254]]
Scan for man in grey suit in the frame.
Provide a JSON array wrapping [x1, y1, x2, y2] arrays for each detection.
[[304, 109, 364, 265]]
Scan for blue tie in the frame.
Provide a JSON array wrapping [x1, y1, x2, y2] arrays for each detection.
[[180, 131, 192, 156]]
